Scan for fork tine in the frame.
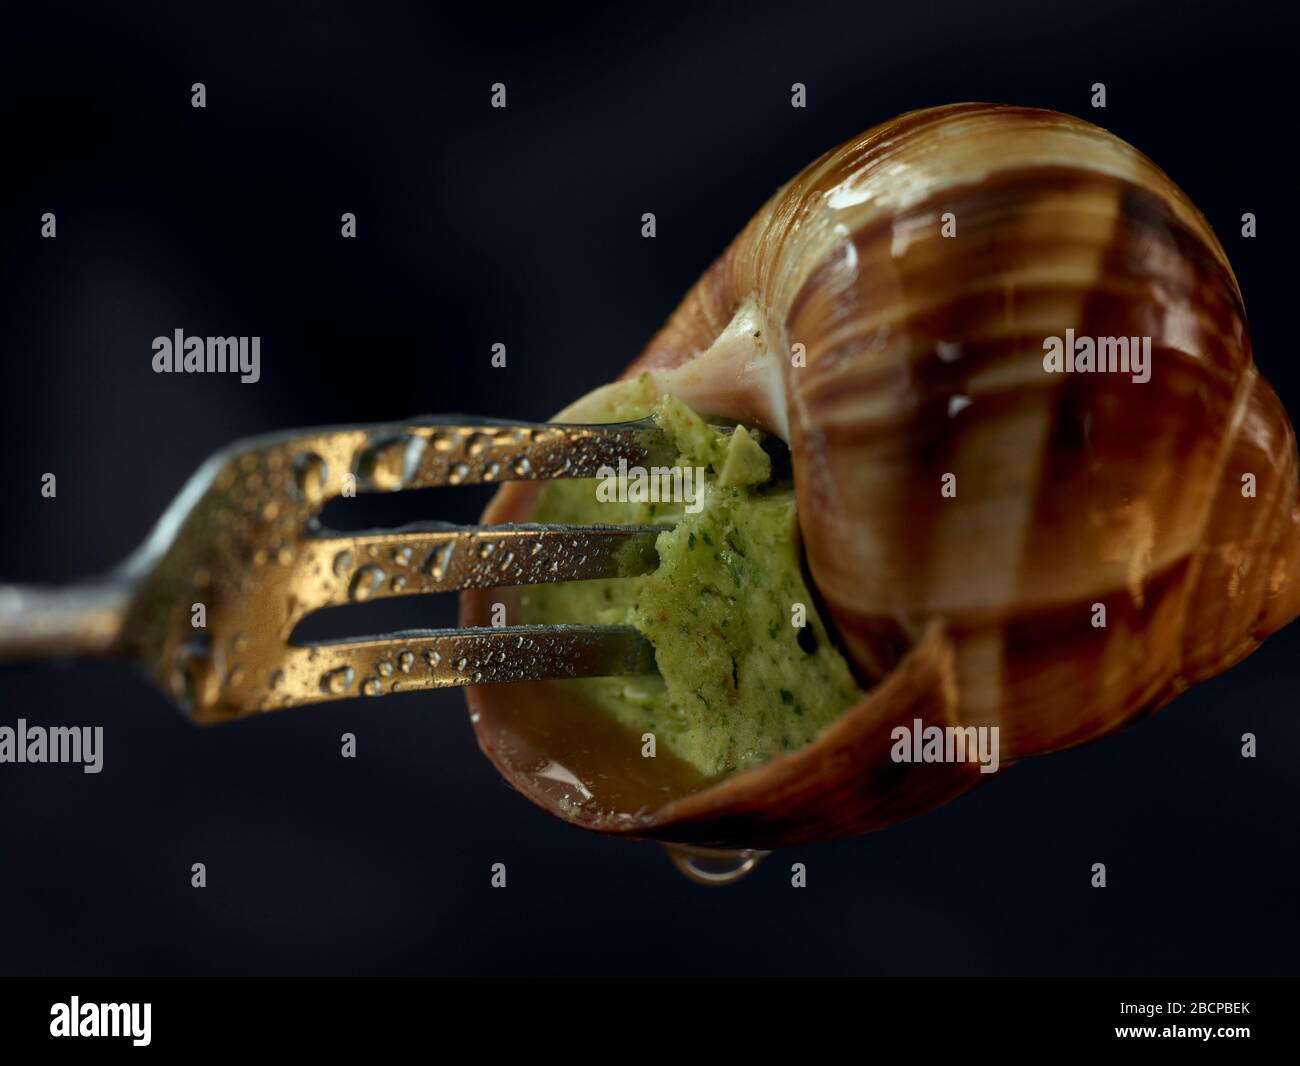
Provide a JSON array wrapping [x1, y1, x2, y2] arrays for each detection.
[[294, 522, 663, 611], [229, 625, 656, 716], [4, 411, 772, 720], [217, 416, 677, 513], [390, 417, 674, 488]]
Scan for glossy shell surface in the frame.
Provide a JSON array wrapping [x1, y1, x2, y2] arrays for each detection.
[[462, 104, 1300, 847]]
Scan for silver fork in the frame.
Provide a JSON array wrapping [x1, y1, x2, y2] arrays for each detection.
[[0, 416, 698, 725]]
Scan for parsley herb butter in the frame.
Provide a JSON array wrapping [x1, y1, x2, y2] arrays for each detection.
[[521, 384, 863, 778]]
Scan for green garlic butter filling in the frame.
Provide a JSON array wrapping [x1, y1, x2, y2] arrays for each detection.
[[520, 383, 865, 779]]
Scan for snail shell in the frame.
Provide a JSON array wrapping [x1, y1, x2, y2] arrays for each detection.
[[461, 103, 1300, 848]]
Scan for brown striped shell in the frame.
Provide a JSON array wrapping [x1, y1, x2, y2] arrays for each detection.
[[461, 103, 1300, 848]]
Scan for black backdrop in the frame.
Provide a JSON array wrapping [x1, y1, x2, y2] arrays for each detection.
[[1, 0, 1296, 975]]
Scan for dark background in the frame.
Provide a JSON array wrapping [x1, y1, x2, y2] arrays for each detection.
[[0, 0, 1296, 975]]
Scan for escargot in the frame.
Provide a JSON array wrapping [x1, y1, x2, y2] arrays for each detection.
[[460, 102, 1300, 849]]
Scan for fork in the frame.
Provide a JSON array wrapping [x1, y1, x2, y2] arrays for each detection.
[[0, 415, 711, 724]]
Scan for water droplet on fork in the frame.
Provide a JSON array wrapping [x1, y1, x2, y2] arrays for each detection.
[[349, 565, 385, 602], [169, 637, 215, 710], [355, 434, 426, 492], [320, 666, 355, 695], [361, 678, 382, 696], [332, 550, 354, 578], [291, 451, 329, 503], [423, 541, 455, 582]]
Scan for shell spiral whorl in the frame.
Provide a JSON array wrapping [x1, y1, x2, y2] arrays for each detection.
[[630, 102, 1300, 761]]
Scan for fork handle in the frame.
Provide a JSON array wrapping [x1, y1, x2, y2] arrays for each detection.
[[0, 582, 131, 663]]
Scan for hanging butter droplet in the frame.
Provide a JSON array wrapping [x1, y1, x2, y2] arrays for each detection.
[[662, 844, 769, 886]]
